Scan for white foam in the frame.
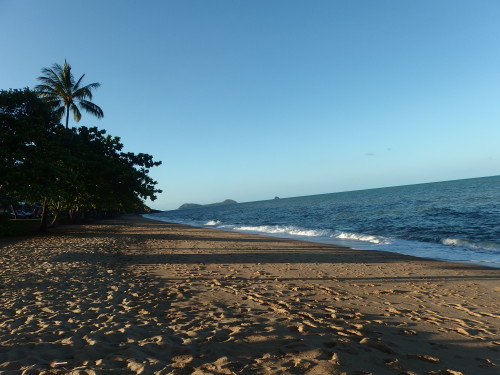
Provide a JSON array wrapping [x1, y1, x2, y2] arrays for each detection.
[[230, 225, 328, 237], [441, 238, 500, 251], [204, 220, 221, 226], [333, 231, 390, 244], [143, 214, 500, 269]]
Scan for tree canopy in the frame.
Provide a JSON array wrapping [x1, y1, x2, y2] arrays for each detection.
[[0, 87, 161, 231]]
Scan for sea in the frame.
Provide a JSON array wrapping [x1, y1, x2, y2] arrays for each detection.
[[145, 175, 500, 269]]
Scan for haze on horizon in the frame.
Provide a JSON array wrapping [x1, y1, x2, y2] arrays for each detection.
[[1, 1, 499, 210]]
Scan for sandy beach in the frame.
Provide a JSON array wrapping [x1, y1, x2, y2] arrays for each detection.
[[0, 216, 498, 374]]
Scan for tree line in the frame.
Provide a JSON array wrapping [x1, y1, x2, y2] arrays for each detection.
[[0, 61, 161, 231]]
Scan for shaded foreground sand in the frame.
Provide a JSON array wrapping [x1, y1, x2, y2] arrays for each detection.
[[1, 216, 499, 374]]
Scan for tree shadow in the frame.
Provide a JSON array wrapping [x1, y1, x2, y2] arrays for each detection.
[[3, 217, 499, 374]]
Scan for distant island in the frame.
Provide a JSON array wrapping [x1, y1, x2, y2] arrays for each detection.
[[178, 199, 237, 210]]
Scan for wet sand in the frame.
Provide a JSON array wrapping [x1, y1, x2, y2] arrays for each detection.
[[0, 216, 498, 374]]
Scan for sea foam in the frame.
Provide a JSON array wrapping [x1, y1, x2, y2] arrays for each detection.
[[333, 231, 390, 245], [230, 225, 328, 237], [145, 175, 500, 268], [204, 220, 221, 226], [441, 238, 500, 251]]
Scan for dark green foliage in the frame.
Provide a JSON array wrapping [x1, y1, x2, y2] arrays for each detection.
[[0, 87, 162, 232], [56, 126, 162, 213], [0, 88, 58, 196]]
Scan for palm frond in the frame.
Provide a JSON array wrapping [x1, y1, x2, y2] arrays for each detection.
[[51, 62, 64, 74], [78, 100, 104, 119], [36, 60, 103, 127], [73, 74, 86, 91], [71, 104, 82, 123], [35, 74, 60, 93], [36, 75, 58, 87], [40, 64, 66, 87], [73, 82, 101, 100], [73, 86, 92, 100]]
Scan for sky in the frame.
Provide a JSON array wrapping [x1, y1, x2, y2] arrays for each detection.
[[1, 1, 499, 210]]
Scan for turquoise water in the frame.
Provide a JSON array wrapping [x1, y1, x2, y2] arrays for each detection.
[[146, 176, 500, 268]]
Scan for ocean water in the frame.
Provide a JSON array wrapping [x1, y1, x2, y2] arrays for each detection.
[[145, 176, 500, 268]]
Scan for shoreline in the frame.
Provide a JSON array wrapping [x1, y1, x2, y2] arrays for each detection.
[[1, 216, 498, 374], [144, 214, 500, 270]]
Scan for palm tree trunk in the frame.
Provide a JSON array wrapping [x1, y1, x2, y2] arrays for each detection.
[[65, 105, 70, 128]]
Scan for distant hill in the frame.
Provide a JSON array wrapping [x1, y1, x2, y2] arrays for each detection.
[[178, 203, 203, 209], [178, 199, 237, 210]]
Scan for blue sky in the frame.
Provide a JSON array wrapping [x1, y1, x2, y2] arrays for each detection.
[[1, 1, 499, 210]]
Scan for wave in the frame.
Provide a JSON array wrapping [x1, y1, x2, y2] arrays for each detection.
[[332, 232, 390, 245], [144, 213, 500, 268], [227, 225, 329, 237], [204, 220, 221, 226], [222, 224, 391, 245], [441, 237, 500, 252]]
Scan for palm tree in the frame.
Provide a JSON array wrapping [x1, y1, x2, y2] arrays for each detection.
[[35, 60, 103, 128]]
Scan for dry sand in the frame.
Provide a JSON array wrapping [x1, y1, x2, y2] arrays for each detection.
[[0, 216, 498, 375]]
